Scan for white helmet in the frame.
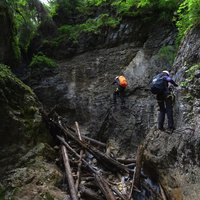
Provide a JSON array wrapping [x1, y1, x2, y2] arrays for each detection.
[[162, 70, 170, 76]]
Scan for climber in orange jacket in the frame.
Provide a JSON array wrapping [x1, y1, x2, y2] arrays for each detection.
[[112, 75, 128, 108]]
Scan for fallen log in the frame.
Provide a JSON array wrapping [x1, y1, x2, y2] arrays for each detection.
[[159, 184, 167, 200], [83, 135, 106, 148], [61, 145, 78, 200], [129, 145, 144, 199], [63, 120, 106, 148], [75, 121, 84, 191], [116, 158, 136, 164], [62, 122, 128, 173], [94, 174, 117, 200], [133, 145, 144, 188], [79, 185, 103, 200], [44, 111, 129, 173], [58, 136, 117, 200], [57, 135, 97, 174]]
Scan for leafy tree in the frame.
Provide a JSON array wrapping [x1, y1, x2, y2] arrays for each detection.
[[176, 0, 200, 44], [5, 0, 54, 53], [51, 0, 82, 24]]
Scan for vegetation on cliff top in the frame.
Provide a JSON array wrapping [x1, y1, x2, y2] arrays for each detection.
[[29, 53, 58, 69], [3, 0, 200, 64]]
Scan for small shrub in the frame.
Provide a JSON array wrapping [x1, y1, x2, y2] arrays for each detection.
[[58, 14, 120, 41], [158, 45, 176, 66], [29, 53, 58, 69], [185, 63, 200, 81], [176, 0, 200, 45], [180, 63, 200, 88]]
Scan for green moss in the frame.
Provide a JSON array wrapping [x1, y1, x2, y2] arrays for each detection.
[[0, 64, 33, 94], [45, 192, 54, 200], [29, 53, 58, 69], [0, 63, 50, 146], [179, 63, 200, 96], [158, 45, 176, 66], [176, 0, 200, 45], [186, 63, 200, 80], [0, 186, 6, 199]]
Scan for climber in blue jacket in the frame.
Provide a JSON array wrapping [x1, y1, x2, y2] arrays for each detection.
[[150, 70, 178, 132]]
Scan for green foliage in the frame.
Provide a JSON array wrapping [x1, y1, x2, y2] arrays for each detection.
[[111, 0, 136, 16], [51, 0, 81, 19], [45, 192, 54, 200], [29, 53, 58, 69], [0, 185, 5, 199], [111, 0, 179, 20], [80, 14, 120, 32], [0, 64, 12, 80], [180, 63, 200, 87], [58, 14, 120, 41], [185, 63, 200, 81], [176, 0, 200, 45], [158, 45, 176, 66]]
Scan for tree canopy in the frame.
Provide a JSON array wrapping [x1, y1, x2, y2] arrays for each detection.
[[3, 0, 200, 64]]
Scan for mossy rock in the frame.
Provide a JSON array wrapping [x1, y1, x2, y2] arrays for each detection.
[[0, 64, 50, 147]]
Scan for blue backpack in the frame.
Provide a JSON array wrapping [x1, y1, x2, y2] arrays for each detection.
[[150, 73, 165, 94]]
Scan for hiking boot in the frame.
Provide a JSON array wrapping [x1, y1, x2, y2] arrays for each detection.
[[158, 127, 165, 131], [167, 127, 175, 133]]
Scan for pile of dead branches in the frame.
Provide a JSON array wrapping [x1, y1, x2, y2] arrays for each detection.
[[41, 110, 167, 200]]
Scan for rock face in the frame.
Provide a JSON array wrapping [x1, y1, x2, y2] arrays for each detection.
[[144, 24, 200, 200], [26, 21, 177, 156], [31, 18, 175, 61], [26, 20, 200, 199], [0, 65, 65, 199]]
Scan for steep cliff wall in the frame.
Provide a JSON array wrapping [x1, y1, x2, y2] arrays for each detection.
[[144, 24, 200, 200], [25, 20, 200, 199], [26, 21, 177, 155]]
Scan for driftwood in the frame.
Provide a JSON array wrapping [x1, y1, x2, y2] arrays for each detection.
[[133, 145, 144, 188], [57, 135, 97, 174], [41, 109, 165, 200], [82, 135, 106, 147], [159, 184, 167, 200], [59, 135, 116, 200], [79, 185, 103, 200], [94, 174, 117, 200], [46, 113, 128, 173], [75, 121, 84, 191], [61, 145, 78, 200], [117, 158, 136, 164], [129, 145, 144, 199]]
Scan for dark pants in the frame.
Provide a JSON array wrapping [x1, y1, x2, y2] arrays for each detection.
[[157, 93, 174, 129], [113, 86, 125, 105]]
